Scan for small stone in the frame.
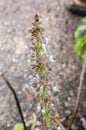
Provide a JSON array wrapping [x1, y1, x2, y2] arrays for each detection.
[[53, 86, 57, 92], [53, 85, 60, 92], [70, 90, 74, 96], [22, 88, 25, 92], [7, 122, 10, 127], [23, 113, 27, 118], [68, 97, 71, 101], [50, 103, 54, 107], [7, 29, 12, 34], [64, 102, 68, 107], [17, 91, 22, 95], [57, 126, 62, 130], [49, 55, 55, 63], [27, 59, 31, 63], [35, 128, 40, 130]]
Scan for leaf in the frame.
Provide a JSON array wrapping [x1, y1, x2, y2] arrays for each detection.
[[74, 25, 86, 40], [14, 123, 24, 130], [74, 36, 86, 56], [81, 17, 86, 24]]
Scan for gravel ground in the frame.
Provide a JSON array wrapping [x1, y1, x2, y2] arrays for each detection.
[[0, 0, 86, 129]]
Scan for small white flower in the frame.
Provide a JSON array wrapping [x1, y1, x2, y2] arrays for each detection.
[[31, 86, 36, 93], [42, 43, 48, 56], [45, 37, 49, 44], [30, 78, 35, 85], [35, 74, 40, 83], [40, 85, 43, 96], [36, 121, 41, 126], [29, 74, 40, 85], [41, 108, 45, 114], [36, 104, 41, 113], [29, 75, 35, 85], [24, 45, 29, 54], [49, 55, 55, 62]]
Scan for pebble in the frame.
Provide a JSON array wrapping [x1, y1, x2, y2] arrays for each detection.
[[64, 101, 69, 107], [17, 91, 22, 95], [70, 90, 74, 96], [7, 29, 12, 34], [68, 97, 71, 101], [57, 126, 62, 130], [52, 85, 60, 92]]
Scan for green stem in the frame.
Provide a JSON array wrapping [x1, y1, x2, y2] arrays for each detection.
[[37, 41, 42, 61], [39, 64, 44, 78], [42, 84, 46, 100], [34, 14, 51, 128], [45, 105, 50, 128]]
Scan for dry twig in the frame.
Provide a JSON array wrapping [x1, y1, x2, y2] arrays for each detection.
[[1, 74, 27, 130], [67, 60, 86, 130], [30, 113, 37, 130], [50, 114, 67, 130]]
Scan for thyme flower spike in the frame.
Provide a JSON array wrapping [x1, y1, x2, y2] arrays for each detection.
[[30, 14, 51, 128]]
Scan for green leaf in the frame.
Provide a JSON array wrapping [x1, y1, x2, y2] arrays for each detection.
[[74, 36, 86, 56], [14, 123, 24, 130], [81, 17, 86, 24], [74, 25, 86, 40]]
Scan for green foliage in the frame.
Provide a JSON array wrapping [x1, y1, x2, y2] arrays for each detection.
[[74, 25, 86, 40], [74, 17, 86, 62], [14, 123, 24, 130], [81, 17, 86, 24]]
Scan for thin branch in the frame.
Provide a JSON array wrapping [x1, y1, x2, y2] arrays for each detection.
[[1, 74, 27, 130], [67, 60, 86, 130]]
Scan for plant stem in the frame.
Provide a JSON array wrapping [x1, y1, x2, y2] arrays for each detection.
[[34, 14, 50, 128], [67, 60, 86, 130], [45, 105, 50, 128], [1, 74, 27, 130]]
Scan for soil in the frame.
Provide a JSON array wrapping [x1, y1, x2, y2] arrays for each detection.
[[0, 0, 86, 130]]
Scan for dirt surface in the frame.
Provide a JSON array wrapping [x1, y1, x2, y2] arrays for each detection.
[[0, 0, 86, 129]]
